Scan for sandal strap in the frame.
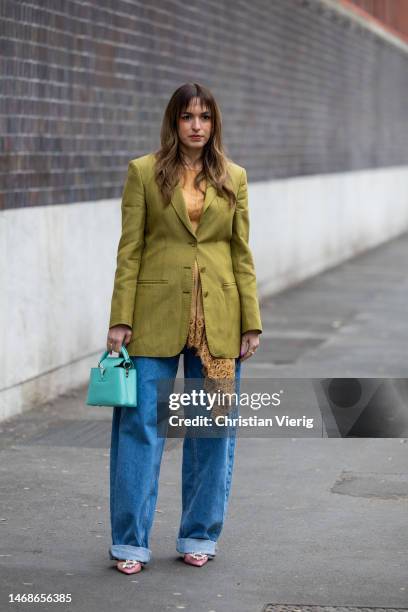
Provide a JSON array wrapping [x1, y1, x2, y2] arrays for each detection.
[[187, 552, 208, 561], [120, 559, 142, 568]]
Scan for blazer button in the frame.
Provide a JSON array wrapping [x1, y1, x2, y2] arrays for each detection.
[[204, 291, 208, 297], [201, 266, 206, 273]]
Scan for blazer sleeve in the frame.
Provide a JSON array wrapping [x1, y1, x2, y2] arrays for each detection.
[[230, 168, 263, 335], [109, 161, 146, 329]]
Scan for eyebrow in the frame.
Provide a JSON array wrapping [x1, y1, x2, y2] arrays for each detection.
[[182, 110, 211, 114]]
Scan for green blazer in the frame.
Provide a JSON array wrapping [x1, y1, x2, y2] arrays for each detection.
[[109, 152, 262, 358]]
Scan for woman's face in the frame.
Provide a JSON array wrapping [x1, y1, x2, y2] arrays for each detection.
[[177, 98, 212, 154]]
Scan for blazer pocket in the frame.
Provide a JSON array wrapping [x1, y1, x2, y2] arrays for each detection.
[[222, 281, 237, 287], [138, 279, 169, 285]]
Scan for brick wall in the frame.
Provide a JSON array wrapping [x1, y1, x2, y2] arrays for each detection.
[[1, 0, 408, 210], [343, 0, 408, 39]]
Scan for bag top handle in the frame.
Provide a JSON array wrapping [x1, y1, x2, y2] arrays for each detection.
[[98, 345, 132, 367]]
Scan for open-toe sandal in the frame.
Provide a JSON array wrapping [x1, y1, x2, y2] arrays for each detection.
[[183, 552, 209, 567], [116, 559, 143, 575]]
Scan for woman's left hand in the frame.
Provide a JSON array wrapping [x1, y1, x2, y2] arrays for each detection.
[[240, 330, 261, 361]]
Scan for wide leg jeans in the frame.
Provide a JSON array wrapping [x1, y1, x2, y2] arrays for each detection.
[[109, 345, 241, 564]]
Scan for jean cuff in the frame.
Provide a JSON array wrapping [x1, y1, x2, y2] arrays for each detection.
[[109, 544, 151, 564], [176, 537, 217, 557]]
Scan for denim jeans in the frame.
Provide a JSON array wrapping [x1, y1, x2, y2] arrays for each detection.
[[109, 345, 242, 564]]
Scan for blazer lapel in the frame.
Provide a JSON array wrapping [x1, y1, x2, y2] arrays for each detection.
[[171, 181, 218, 237], [202, 182, 218, 216]]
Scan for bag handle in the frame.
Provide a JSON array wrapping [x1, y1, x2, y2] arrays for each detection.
[[98, 345, 133, 368]]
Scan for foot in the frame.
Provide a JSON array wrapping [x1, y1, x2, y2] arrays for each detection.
[[183, 552, 209, 567], [116, 559, 143, 575]]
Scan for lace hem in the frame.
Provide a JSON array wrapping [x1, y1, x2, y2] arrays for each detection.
[[186, 312, 237, 417]]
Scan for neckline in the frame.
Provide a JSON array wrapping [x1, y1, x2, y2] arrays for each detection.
[[180, 175, 207, 191]]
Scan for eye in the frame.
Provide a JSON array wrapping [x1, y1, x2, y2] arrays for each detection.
[[180, 113, 211, 120]]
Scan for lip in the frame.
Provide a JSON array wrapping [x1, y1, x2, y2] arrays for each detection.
[[189, 135, 203, 139]]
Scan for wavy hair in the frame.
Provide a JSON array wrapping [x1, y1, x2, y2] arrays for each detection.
[[153, 82, 237, 208]]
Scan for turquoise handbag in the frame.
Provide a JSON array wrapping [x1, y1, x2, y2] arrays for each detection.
[[86, 345, 137, 407]]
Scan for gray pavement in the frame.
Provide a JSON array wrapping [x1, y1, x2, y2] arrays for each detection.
[[1, 233, 408, 612]]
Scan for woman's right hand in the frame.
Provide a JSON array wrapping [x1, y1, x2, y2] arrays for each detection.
[[107, 324, 133, 354]]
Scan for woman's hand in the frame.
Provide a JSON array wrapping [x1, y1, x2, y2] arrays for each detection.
[[107, 324, 133, 354], [240, 330, 261, 361]]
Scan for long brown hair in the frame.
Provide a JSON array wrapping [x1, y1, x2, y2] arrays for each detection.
[[153, 82, 237, 208]]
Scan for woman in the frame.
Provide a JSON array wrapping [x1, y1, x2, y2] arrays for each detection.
[[107, 82, 262, 575]]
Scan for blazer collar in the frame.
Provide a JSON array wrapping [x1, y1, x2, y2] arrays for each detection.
[[171, 180, 218, 238]]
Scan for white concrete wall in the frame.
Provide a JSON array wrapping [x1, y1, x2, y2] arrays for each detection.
[[1, 164, 408, 421], [250, 166, 408, 296]]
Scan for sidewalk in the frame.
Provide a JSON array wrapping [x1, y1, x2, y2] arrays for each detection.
[[1, 233, 408, 612]]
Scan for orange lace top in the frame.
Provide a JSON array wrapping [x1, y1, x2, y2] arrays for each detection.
[[180, 168, 236, 410]]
